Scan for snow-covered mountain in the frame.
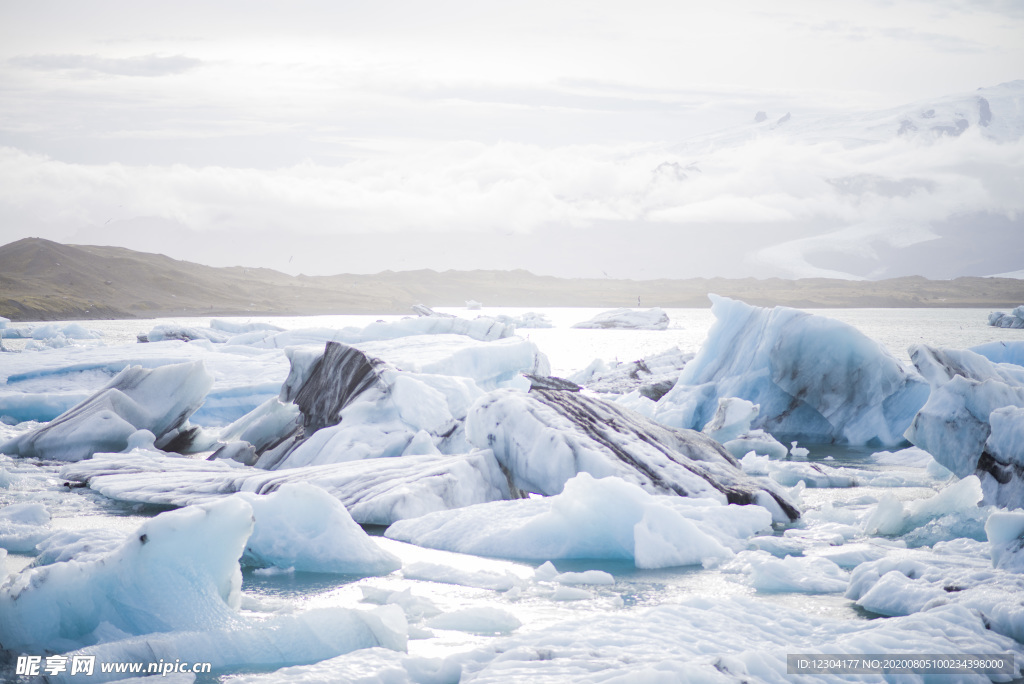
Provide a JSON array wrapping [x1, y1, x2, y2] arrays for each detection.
[[660, 80, 1024, 280]]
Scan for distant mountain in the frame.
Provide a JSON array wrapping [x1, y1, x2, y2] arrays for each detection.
[[2, 239, 1023, 321]]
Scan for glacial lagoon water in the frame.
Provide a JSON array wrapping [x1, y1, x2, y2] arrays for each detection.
[[1, 306, 1022, 682]]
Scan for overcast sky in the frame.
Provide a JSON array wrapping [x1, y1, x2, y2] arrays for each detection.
[[1, 0, 1022, 279]]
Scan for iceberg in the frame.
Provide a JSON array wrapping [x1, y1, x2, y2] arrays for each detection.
[[0, 361, 213, 461], [988, 305, 1024, 328], [653, 296, 929, 446], [385, 472, 772, 568], [61, 448, 513, 525], [466, 385, 799, 521], [904, 344, 1024, 507], [247, 338, 547, 469], [571, 307, 669, 330]]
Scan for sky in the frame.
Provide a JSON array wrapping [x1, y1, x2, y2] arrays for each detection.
[[0, 0, 1022, 280]]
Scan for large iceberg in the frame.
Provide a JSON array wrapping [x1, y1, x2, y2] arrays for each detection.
[[653, 296, 929, 446], [465, 384, 799, 521], [904, 344, 1024, 507], [0, 361, 213, 461], [571, 307, 670, 330]]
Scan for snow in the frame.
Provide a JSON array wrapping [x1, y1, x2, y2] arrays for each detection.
[[654, 296, 929, 446], [0, 361, 213, 461], [571, 307, 670, 330], [386, 472, 772, 569]]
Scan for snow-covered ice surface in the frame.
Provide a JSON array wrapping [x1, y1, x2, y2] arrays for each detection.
[[2, 306, 1024, 683]]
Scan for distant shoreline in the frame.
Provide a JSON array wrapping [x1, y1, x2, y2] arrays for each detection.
[[2, 238, 1023, 322]]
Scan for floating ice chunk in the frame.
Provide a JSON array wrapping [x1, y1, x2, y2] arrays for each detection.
[[236, 483, 400, 575], [986, 510, 1024, 572], [554, 569, 615, 586], [0, 502, 51, 552], [571, 307, 669, 330], [723, 429, 789, 460], [386, 473, 771, 569], [655, 296, 928, 446], [725, 550, 849, 593], [766, 461, 857, 488], [987, 306, 1024, 329], [570, 347, 692, 399], [702, 397, 759, 443], [140, 324, 230, 344], [360, 586, 442, 621], [425, 607, 521, 635], [804, 542, 894, 569], [402, 561, 520, 591], [904, 344, 1024, 507], [0, 497, 253, 651], [466, 386, 799, 522], [0, 361, 213, 461], [29, 323, 102, 340], [789, 441, 809, 459], [210, 319, 285, 335], [863, 476, 990, 544], [61, 449, 512, 526]]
